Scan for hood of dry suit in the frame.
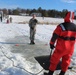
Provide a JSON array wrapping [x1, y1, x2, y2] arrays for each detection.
[[64, 11, 74, 22]]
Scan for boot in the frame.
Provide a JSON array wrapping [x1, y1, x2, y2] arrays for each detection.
[[30, 41, 33, 44], [30, 40, 33, 44], [59, 71, 65, 75], [44, 70, 54, 75], [32, 41, 35, 44], [30, 40, 35, 44]]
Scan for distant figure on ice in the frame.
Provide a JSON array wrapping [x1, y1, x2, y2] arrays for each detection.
[[44, 11, 76, 75], [10, 17, 12, 23], [0, 11, 3, 22], [7, 18, 9, 23], [0, 15, 2, 22], [29, 14, 38, 44]]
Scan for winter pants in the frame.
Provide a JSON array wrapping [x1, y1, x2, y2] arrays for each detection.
[[49, 49, 73, 72], [30, 28, 36, 42]]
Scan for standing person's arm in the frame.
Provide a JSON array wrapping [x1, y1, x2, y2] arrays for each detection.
[[35, 19, 38, 24], [35, 19, 38, 29], [29, 19, 32, 27]]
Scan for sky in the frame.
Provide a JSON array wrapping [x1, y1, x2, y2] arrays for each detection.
[[0, 0, 76, 11]]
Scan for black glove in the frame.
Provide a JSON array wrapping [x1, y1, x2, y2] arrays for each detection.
[[50, 44, 55, 49]]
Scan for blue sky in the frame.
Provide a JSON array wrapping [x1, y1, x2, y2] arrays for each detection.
[[0, 0, 76, 11]]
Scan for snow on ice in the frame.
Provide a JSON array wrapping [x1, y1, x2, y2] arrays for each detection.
[[0, 15, 76, 75]]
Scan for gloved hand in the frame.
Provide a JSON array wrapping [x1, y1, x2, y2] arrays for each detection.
[[50, 44, 55, 49]]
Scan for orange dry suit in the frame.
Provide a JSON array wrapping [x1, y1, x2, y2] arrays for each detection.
[[49, 12, 76, 72]]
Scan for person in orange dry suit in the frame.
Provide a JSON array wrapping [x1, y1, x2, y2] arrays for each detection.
[[45, 11, 76, 75]]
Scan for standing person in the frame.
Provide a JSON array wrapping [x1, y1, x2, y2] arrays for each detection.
[[0, 13, 2, 22], [45, 11, 76, 75], [10, 17, 12, 23], [0, 11, 3, 22], [29, 14, 38, 44]]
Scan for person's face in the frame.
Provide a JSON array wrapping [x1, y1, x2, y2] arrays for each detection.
[[33, 15, 36, 19]]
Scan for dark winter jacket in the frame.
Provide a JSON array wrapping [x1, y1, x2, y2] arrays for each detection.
[[29, 18, 38, 29]]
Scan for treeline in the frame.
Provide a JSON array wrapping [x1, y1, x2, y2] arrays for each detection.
[[0, 7, 76, 19]]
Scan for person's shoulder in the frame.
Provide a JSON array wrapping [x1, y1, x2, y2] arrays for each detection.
[[34, 19, 38, 22], [34, 18, 37, 20], [70, 22, 76, 25], [72, 23, 76, 28], [68, 22, 76, 27], [29, 18, 33, 21], [30, 18, 33, 20], [56, 23, 64, 30], [57, 23, 64, 27]]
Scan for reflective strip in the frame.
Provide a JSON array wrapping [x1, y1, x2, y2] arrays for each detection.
[[70, 12, 72, 19], [70, 12, 72, 22], [60, 24, 66, 31]]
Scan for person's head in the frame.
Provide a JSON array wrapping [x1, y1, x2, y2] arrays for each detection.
[[64, 11, 74, 22], [32, 14, 36, 19]]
